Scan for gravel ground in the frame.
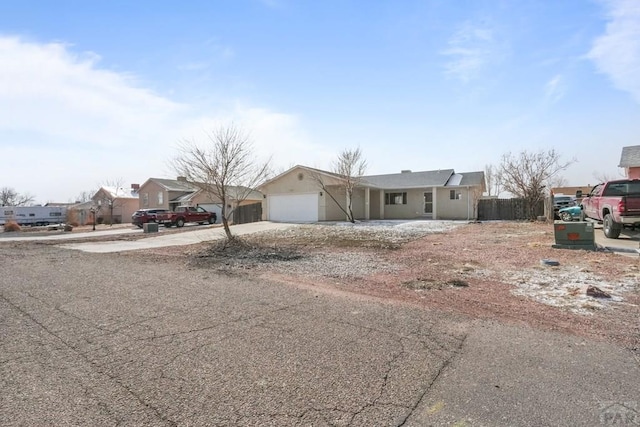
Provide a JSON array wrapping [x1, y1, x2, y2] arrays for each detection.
[[150, 220, 640, 356]]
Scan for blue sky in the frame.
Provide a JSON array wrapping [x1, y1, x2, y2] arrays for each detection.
[[1, 0, 639, 202]]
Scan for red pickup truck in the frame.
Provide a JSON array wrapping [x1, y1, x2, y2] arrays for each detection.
[[581, 179, 640, 238], [156, 206, 217, 228]]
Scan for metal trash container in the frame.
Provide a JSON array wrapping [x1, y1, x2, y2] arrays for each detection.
[[143, 222, 159, 233], [552, 221, 595, 250]]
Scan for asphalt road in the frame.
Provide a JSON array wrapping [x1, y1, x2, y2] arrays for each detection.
[[1, 244, 639, 426]]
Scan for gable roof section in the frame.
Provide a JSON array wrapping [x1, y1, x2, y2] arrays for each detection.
[[362, 169, 455, 189], [143, 177, 199, 192], [619, 145, 640, 167], [456, 171, 486, 187], [99, 186, 139, 199], [259, 165, 345, 189]]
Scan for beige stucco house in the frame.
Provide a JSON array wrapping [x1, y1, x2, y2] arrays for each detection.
[[92, 185, 139, 224], [259, 165, 486, 222]]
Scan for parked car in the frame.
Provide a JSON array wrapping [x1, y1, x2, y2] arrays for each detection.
[[156, 206, 216, 228], [132, 209, 169, 228], [558, 205, 583, 222], [553, 195, 576, 220]]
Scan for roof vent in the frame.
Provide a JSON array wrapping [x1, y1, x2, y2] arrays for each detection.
[[401, 170, 412, 174]]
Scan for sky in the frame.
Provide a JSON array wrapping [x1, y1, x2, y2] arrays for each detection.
[[0, 0, 639, 203]]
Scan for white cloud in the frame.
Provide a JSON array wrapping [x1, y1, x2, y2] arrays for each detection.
[[588, 0, 640, 103], [441, 21, 496, 83], [544, 74, 566, 103], [0, 36, 318, 202]]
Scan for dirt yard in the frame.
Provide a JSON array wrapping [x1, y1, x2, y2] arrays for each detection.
[[144, 221, 640, 358]]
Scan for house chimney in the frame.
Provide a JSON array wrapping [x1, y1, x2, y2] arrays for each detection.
[[177, 176, 187, 182], [401, 170, 412, 174], [131, 183, 140, 191]]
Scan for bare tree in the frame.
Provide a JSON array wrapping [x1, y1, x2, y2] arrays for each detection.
[[0, 187, 34, 206], [172, 123, 271, 241], [484, 164, 502, 197], [499, 149, 574, 219], [311, 147, 367, 223], [75, 190, 95, 203]]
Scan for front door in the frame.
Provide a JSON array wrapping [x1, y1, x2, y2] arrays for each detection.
[[424, 192, 433, 215]]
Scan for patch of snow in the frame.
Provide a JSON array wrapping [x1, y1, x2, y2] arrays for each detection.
[[504, 266, 637, 315]]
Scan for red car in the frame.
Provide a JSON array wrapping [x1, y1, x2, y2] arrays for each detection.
[[131, 209, 169, 228]]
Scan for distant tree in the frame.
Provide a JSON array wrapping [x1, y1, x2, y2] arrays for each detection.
[[484, 164, 502, 197], [0, 187, 34, 207], [311, 147, 367, 223], [75, 190, 95, 203], [499, 149, 574, 219], [172, 123, 271, 241], [592, 170, 624, 183]]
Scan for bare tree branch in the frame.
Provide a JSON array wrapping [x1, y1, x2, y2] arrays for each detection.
[[0, 187, 35, 207], [499, 149, 574, 219], [172, 123, 271, 241], [311, 147, 367, 223]]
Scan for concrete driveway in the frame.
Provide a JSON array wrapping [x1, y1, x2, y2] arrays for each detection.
[[593, 223, 640, 255]]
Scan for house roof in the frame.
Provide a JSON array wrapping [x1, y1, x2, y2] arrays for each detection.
[[258, 165, 344, 190], [144, 177, 199, 192], [171, 186, 263, 204], [619, 145, 640, 167], [455, 171, 486, 187], [99, 186, 139, 199], [362, 169, 455, 189]]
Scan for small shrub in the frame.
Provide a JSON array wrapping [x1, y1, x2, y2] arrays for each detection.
[[3, 220, 21, 232], [66, 209, 79, 227]]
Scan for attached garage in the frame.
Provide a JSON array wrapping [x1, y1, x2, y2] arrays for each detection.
[[268, 193, 318, 222]]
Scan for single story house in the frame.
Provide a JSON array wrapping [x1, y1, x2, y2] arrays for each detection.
[[259, 165, 486, 222], [92, 185, 139, 224], [138, 177, 263, 221], [619, 145, 640, 179]]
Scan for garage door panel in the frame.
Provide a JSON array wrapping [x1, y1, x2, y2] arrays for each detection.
[[268, 194, 318, 222]]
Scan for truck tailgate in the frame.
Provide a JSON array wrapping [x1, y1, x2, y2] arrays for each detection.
[[623, 195, 640, 215]]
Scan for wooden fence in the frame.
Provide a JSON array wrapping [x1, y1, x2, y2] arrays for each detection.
[[477, 198, 544, 221], [232, 202, 262, 225]]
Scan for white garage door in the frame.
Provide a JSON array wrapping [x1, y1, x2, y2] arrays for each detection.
[[268, 193, 318, 222]]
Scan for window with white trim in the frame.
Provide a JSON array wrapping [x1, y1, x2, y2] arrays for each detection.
[[450, 190, 461, 200]]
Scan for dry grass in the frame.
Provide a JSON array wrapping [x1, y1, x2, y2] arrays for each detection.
[[3, 221, 21, 232]]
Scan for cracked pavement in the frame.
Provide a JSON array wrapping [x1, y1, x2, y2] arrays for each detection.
[[1, 244, 639, 426]]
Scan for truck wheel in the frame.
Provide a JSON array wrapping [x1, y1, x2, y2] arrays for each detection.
[[560, 212, 572, 222], [176, 218, 185, 228], [603, 213, 622, 238]]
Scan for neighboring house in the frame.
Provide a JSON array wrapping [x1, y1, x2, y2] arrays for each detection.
[[619, 145, 640, 179], [92, 185, 139, 224], [138, 177, 199, 211], [138, 177, 263, 221], [67, 200, 94, 225], [259, 165, 486, 222]]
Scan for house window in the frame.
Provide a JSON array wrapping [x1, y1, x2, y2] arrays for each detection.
[[157, 192, 163, 205], [142, 193, 149, 207], [450, 190, 461, 200], [385, 192, 407, 205]]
